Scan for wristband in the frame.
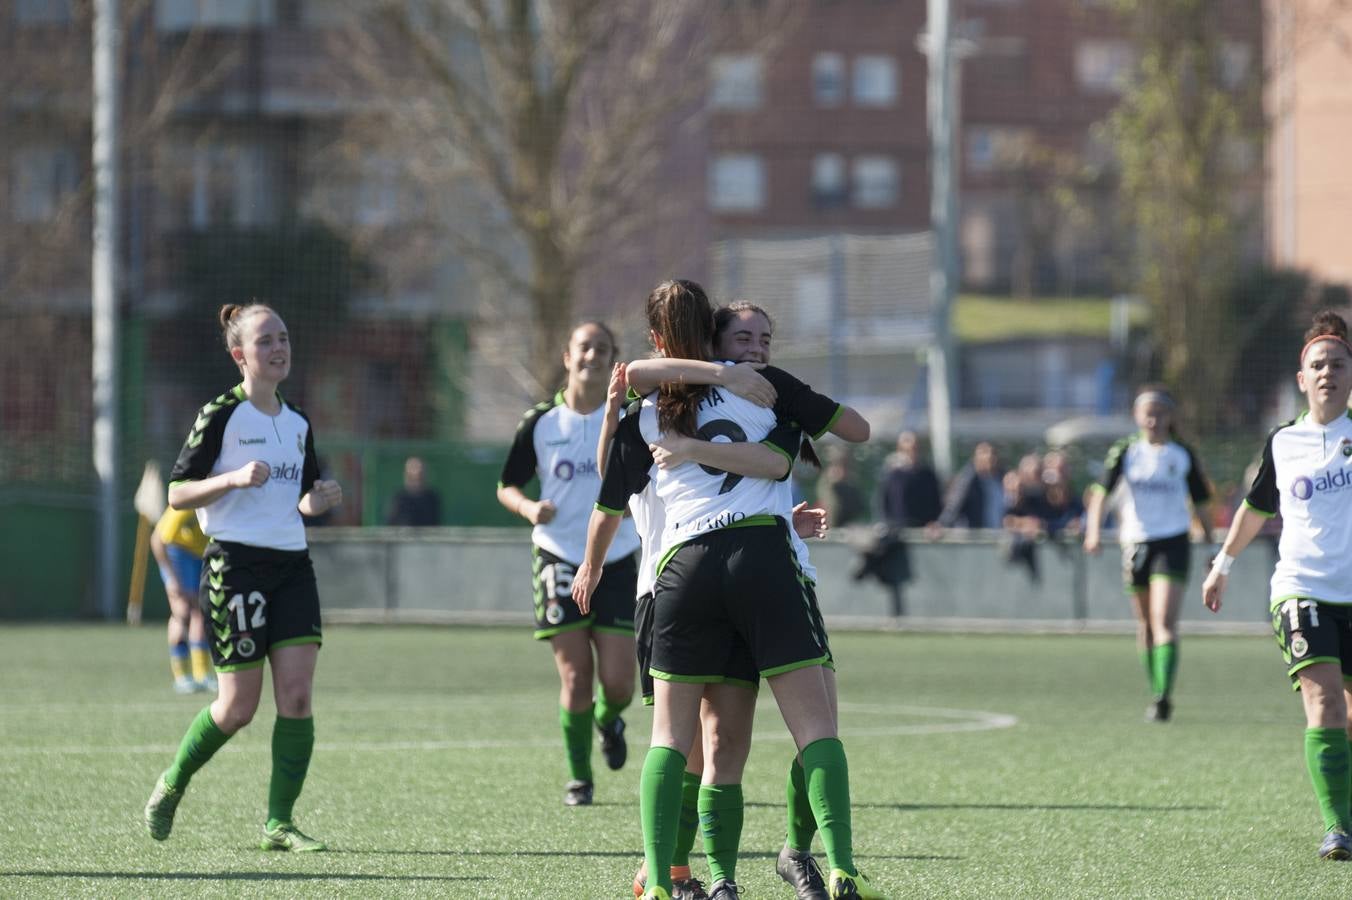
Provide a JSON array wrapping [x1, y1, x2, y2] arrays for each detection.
[[1211, 552, 1234, 576]]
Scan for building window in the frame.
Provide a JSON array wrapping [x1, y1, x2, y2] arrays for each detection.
[[158, 138, 277, 229], [709, 155, 765, 212], [852, 156, 897, 208], [10, 144, 79, 222], [812, 53, 845, 107], [1219, 41, 1252, 90], [156, 0, 277, 32], [811, 153, 848, 207], [710, 54, 763, 110], [1074, 40, 1134, 94], [853, 55, 897, 107], [965, 126, 1031, 173], [16, 0, 73, 24]]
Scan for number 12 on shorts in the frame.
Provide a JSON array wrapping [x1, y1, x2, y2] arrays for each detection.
[[227, 591, 268, 630]]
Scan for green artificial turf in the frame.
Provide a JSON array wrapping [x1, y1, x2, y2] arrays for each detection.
[[0, 624, 1334, 898]]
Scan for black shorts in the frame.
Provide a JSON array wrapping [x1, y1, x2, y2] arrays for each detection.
[[1271, 598, 1352, 687], [200, 541, 322, 673], [650, 519, 829, 684], [532, 546, 637, 640], [637, 590, 759, 706], [1121, 532, 1191, 591], [803, 581, 834, 671]]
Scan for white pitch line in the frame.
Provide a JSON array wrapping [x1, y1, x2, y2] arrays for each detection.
[[0, 704, 1016, 755]]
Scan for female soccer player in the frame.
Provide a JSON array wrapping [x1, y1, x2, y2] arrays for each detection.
[[149, 505, 214, 693], [575, 280, 881, 900], [1204, 310, 1352, 861], [497, 321, 642, 807], [627, 301, 839, 899], [1084, 384, 1212, 722], [143, 302, 342, 851]]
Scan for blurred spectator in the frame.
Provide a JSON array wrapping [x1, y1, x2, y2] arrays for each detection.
[[1040, 450, 1084, 538], [937, 441, 1005, 529], [385, 456, 442, 526], [817, 446, 868, 527], [1002, 469, 1049, 581], [878, 431, 943, 528], [1015, 452, 1046, 507]]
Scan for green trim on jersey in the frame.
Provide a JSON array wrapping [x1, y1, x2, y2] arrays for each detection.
[[1269, 593, 1352, 611], [168, 480, 191, 490], [811, 404, 845, 441], [761, 654, 830, 678], [595, 502, 626, 516], [272, 636, 322, 651], [653, 514, 781, 579], [1087, 483, 1108, 496], [1241, 498, 1276, 519], [216, 659, 267, 674], [760, 439, 795, 474]]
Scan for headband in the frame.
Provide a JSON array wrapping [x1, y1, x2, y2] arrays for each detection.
[[1301, 334, 1352, 365]]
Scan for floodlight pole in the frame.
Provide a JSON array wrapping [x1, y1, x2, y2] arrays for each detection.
[[93, 0, 121, 619], [919, 0, 976, 481]]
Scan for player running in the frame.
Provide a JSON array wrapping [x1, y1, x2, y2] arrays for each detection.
[[143, 302, 343, 851], [1204, 310, 1352, 861], [1084, 384, 1212, 721], [497, 321, 640, 807]]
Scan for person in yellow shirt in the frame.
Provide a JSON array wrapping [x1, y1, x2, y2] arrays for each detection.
[[150, 506, 215, 693]]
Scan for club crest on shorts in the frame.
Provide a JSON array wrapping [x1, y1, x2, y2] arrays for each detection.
[[1292, 634, 1309, 658], [545, 602, 565, 625], [238, 636, 257, 657]]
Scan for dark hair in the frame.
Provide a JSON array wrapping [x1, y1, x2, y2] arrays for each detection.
[[711, 301, 821, 467], [713, 301, 774, 342], [1304, 309, 1350, 345], [646, 279, 714, 436], [219, 301, 277, 353]]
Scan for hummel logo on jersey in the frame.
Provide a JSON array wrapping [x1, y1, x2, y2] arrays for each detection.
[[238, 437, 267, 445]]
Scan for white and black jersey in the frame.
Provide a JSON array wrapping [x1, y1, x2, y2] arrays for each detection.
[[1095, 434, 1210, 544], [1246, 411, 1352, 606], [169, 385, 320, 552], [500, 392, 640, 565], [597, 366, 840, 562]]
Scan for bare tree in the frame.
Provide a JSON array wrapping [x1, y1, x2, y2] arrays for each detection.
[[329, 0, 793, 393]]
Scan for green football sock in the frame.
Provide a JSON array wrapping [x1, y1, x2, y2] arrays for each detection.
[[559, 705, 594, 782], [594, 693, 630, 729], [640, 747, 688, 894], [671, 771, 702, 868], [1153, 642, 1178, 700], [786, 755, 818, 852], [802, 737, 855, 875], [164, 706, 231, 790], [1140, 646, 1156, 695], [699, 783, 744, 884], [1306, 727, 1352, 833], [267, 715, 315, 829]]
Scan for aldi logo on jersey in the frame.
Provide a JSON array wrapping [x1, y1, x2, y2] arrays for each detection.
[[1291, 468, 1352, 501], [553, 459, 597, 482]]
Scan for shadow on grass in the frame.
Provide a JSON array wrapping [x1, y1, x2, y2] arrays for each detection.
[[1, 871, 483, 883], [341, 849, 959, 861], [745, 801, 1217, 813]]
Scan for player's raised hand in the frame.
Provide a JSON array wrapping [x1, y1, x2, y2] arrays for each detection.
[[721, 362, 776, 408], [605, 362, 627, 422], [650, 436, 694, 470], [792, 501, 828, 540], [232, 460, 271, 488]]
